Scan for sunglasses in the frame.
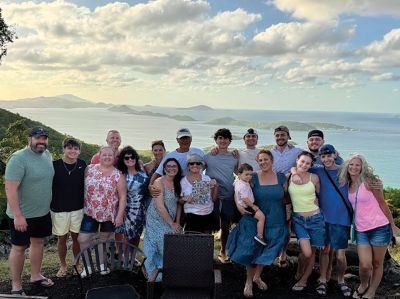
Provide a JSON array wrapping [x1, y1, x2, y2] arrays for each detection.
[[124, 156, 135, 161], [188, 162, 202, 166]]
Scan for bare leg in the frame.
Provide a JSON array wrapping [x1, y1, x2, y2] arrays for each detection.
[[253, 264, 268, 291], [219, 219, 230, 257], [9, 244, 27, 291], [29, 237, 46, 282], [357, 245, 372, 294], [336, 249, 347, 284], [244, 266, 255, 297], [57, 235, 68, 270], [318, 246, 331, 283], [254, 210, 265, 236], [363, 246, 387, 298], [295, 240, 315, 287], [279, 220, 291, 264], [71, 232, 80, 258]]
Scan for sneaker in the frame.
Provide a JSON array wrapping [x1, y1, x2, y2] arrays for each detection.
[[100, 264, 110, 275], [254, 235, 267, 246], [80, 266, 92, 278]]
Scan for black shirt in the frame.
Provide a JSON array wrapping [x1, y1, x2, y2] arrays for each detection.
[[51, 158, 87, 212]]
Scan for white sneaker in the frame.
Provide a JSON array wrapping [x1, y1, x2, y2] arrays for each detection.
[[80, 266, 92, 278], [100, 264, 110, 275]]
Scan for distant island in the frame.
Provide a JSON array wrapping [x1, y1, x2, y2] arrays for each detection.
[[108, 105, 196, 121], [206, 117, 354, 131], [177, 105, 214, 111]]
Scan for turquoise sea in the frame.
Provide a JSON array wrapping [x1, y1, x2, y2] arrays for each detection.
[[11, 107, 400, 187]]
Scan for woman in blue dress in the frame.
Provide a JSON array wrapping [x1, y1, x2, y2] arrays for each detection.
[[115, 146, 149, 247], [143, 158, 183, 281], [228, 150, 288, 298]]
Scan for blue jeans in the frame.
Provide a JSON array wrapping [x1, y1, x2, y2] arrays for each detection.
[[80, 214, 115, 233], [325, 223, 350, 250], [293, 212, 325, 248], [356, 223, 392, 246]]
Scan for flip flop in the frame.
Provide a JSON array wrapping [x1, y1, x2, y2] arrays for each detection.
[[292, 283, 307, 292], [338, 282, 352, 297], [56, 267, 67, 277], [11, 289, 26, 296], [352, 285, 369, 299], [31, 277, 54, 288], [217, 253, 230, 264]]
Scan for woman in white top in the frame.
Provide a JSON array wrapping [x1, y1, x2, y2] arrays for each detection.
[[180, 154, 218, 233]]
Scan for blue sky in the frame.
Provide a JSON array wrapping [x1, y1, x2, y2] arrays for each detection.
[[1, 0, 400, 112]]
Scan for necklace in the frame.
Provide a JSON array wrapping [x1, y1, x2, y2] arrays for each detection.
[[63, 160, 78, 175]]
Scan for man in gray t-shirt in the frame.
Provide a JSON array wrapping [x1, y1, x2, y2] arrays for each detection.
[[204, 128, 238, 263], [5, 127, 55, 294], [238, 128, 260, 171]]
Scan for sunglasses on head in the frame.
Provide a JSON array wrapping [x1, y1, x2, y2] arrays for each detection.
[[124, 156, 135, 161], [188, 162, 202, 166]]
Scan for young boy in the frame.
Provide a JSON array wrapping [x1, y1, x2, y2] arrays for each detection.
[[234, 163, 267, 245]]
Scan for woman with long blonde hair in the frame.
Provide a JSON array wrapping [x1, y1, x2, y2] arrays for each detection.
[[339, 154, 400, 299]]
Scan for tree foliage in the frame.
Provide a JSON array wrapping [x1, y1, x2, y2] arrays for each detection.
[[0, 8, 16, 63]]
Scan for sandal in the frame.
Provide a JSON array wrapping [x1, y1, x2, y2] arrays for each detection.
[[253, 277, 268, 291], [243, 282, 253, 298], [338, 282, 352, 297], [31, 277, 54, 288], [292, 282, 307, 292], [217, 253, 230, 264], [56, 267, 67, 278], [352, 285, 369, 299], [316, 280, 328, 296], [11, 289, 26, 296]]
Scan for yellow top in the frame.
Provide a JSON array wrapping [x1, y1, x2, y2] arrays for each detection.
[[288, 174, 318, 213]]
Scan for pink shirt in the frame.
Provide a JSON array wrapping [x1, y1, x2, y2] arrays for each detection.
[[348, 182, 389, 232], [84, 164, 121, 222], [234, 179, 255, 208]]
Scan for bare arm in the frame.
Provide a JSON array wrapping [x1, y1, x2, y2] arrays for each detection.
[[371, 188, 400, 236], [148, 172, 162, 197], [5, 180, 27, 232], [210, 179, 218, 201], [153, 178, 181, 233], [115, 175, 127, 227]]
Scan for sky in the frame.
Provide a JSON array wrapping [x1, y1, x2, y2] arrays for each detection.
[[1, 0, 400, 112]]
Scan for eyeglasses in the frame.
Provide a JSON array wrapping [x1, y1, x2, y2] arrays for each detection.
[[165, 164, 178, 169], [188, 162, 202, 166], [124, 156, 135, 161]]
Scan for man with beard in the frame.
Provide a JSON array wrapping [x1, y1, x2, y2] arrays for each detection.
[[5, 127, 55, 295], [306, 129, 343, 167], [90, 129, 121, 165], [271, 126, 302, 174]]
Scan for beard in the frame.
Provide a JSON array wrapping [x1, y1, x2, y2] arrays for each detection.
[[31, 143, 47, 154]]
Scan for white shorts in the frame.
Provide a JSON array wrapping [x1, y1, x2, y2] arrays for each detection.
[[51, 209, 84, 236]]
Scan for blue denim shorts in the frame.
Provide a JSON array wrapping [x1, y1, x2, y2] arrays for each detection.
[[325, 223, 350, 250], [292, 212, 325, 248], [356, 223, 392, 246], [80, 214, 115, 233]]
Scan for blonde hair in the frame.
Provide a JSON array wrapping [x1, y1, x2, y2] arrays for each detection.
[[339, 153, 379, 187], [99, 145, 116, 156]]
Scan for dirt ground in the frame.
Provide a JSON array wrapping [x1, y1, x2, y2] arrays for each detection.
[[1, 256, 399, 299]]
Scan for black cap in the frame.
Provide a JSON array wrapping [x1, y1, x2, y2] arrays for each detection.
[[308, 129, 324, 139], [318, 144, 336, 155], [243, 128, 258, 138], [29, 127, 49, 138]]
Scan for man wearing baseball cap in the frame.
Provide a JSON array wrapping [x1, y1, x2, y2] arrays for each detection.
[[238, 128, 260, 171], [5, 127, 55, 295], [307, 129, 343, 167], [149, 128, 204, 186]]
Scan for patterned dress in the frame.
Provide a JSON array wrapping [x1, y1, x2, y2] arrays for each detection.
[[143, 187, 178, 280], [115, 171, 149, 239]]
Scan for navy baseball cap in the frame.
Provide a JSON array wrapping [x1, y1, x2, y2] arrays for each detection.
[[29, 127, 49, 138], [308, 129, 324, 139], [319, 144, 336, 155]]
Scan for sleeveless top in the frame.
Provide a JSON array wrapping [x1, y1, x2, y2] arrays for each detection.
[[288, 174, 318, 213], [348, 182, 389, 232], [84, 164, 121, 222]]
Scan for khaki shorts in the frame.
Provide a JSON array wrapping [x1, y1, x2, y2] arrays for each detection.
[[51, 209, 84, 236]]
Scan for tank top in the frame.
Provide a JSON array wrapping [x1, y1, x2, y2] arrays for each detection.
[[348, 182, 389, 232], [288, 174, 319, 213]]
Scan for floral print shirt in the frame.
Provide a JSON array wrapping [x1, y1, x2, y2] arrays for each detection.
[[84, 164, 121, 222]]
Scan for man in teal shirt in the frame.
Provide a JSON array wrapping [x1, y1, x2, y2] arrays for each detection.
[[5, 127, 55, 295]]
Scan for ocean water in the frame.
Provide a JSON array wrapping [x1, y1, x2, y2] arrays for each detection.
[[10, 107, 400, 187]]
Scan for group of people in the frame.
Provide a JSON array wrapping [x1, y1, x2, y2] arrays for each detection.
[[4, 125, 399, 299]]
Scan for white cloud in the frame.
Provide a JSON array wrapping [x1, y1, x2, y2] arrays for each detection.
[[270, 0, 400, 22], [371, 73, 400, 81]]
